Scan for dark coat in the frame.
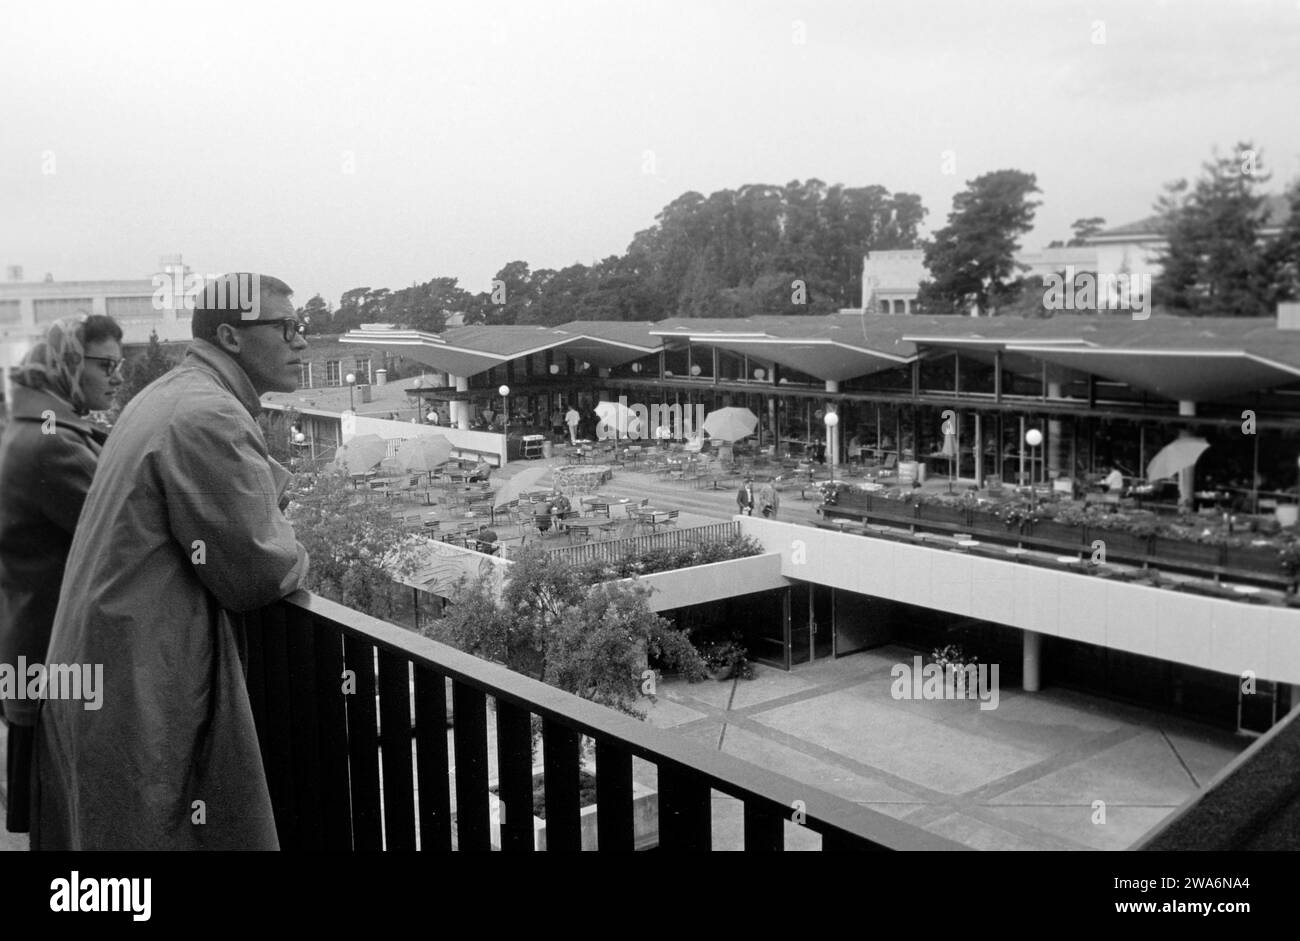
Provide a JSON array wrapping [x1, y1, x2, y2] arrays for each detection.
[[0, 386, 107, 727], [736, 484, 755, 512], [33, 340, 309, 850]]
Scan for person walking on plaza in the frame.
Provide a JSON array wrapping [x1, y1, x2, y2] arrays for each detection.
[[32, 273, 311, 850], [758, 480, 780, 519], [565, 404, 580, 445], [0, 313, 123, 834], [736, 477, 755, 516]]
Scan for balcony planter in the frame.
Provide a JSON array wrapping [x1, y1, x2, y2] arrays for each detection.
[[1149, 537, 1223, 570], [1085, 528, 1152, 562], [1029, 520, 1086, 547], [1224, 544, 1283, 574], [920, 505, 968, 528], [864, 508, 916, 530]]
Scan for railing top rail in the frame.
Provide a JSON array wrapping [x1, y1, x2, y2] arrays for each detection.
[[1135, 707, 1300, 850], [281, 590, 964, 850]]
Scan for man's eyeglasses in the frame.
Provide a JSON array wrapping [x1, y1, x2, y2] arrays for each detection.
[[84, 356, 124, 378], [230, 319, 308, 343]]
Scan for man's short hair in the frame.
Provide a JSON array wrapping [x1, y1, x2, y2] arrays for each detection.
[[192, 273, 294, 342], [81, 314, 124, 347]]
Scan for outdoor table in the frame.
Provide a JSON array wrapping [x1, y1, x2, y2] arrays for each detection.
[[633, 507, 675, 531], [559, 517, 620, 543]]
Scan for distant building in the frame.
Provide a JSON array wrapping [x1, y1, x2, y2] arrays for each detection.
[[1083, 192, 1292, 293], [854, 194, 1293, 316]]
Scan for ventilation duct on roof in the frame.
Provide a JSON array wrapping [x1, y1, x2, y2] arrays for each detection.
[[1279, 303, 1300, 330]]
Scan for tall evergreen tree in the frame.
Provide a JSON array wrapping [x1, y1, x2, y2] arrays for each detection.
[[1152, 142, 1275, 316], [916, 169, 1042, 316]]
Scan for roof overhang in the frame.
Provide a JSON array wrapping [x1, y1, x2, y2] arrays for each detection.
[[654, 332, 914, 383], [339, 327, 659, 377], [1006, 345, 1300, 401]]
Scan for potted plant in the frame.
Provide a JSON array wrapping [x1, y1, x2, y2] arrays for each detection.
[[931, 643, 977, 669], [701, 640, 754, 681]]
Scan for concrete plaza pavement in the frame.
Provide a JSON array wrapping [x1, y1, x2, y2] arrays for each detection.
[[637, 647, 1246, 850]]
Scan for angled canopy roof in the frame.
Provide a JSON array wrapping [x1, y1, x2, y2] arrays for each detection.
[[651, 314, 920, 382], [339, 312, 1300, 399], [339, 321, 663, 377], [904, 315, 1300, 401]]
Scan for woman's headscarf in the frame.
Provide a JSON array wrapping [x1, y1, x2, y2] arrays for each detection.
[[12, 314, 89, 414]]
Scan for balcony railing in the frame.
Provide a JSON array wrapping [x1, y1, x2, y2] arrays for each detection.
[[244, 591, 963, 851], [1136, 706, 1300, 850]]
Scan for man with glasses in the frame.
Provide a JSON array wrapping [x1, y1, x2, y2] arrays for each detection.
[[34, 273, 311, 850]]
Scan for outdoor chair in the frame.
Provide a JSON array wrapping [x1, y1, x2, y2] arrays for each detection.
[[869, 454, 898, 479], [587, 502, 611, 518]]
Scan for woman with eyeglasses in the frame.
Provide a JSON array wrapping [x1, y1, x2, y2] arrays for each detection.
[[0, 313, 122, 835]]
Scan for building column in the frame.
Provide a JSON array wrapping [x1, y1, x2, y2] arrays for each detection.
[[451, 375, 470, 429], [825, 380, 840, 471], [1047, 381, 1063, 480], [1178, 400, 1197, 508], [1023, 630, 1041, 692]]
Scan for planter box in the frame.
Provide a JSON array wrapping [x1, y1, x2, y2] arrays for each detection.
[[487, 769, 659, 851], [920, 505, 968, 528], [1149, 537, 1223, 570], [1085, 528, 1151, 562], [1029, 520, 1086, 548], [1223, 544, 1283, 575], [864, 507, 917, 529]]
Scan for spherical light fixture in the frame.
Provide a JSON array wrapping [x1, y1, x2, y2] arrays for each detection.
[[753, 368, 766, 380], [690, 364, 701, 376], [499, 384, 510, 397], [1025, 428, 1043, 448], [293, 432, 305, 444], [823, 411, 839, 428], [549, 363, 560, 375], [631, 362, 642, 373], [345, 372, 355, 385]]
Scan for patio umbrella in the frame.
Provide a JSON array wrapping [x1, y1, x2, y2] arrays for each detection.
[[594, 400, 635, 440], [396, 434, 453, 473], [332, 434, 389, 475], [492, 463, 553, 508], [703, 407, 759, 442], [1146, 436, 1209, 482]]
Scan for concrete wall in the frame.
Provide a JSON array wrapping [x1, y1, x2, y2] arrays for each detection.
[[737, 516, 1300, 685], [629, 553, 788, 613]]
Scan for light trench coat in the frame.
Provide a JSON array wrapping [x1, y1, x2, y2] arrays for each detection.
[[33, 340, 309, 850]]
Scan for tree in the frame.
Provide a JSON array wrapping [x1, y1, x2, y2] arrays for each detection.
[[1264, 178, 1300, 305], [426, 545, 705, 718], [297, 294, 332, 333], [916, 169, 1041, 316], [284, 472, 420, 621], [109, 329, 180, 421], [1152, 142, 1275, 316]]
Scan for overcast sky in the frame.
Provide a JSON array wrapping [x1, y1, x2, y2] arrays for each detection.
[[3, 0, 1298, 307]]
